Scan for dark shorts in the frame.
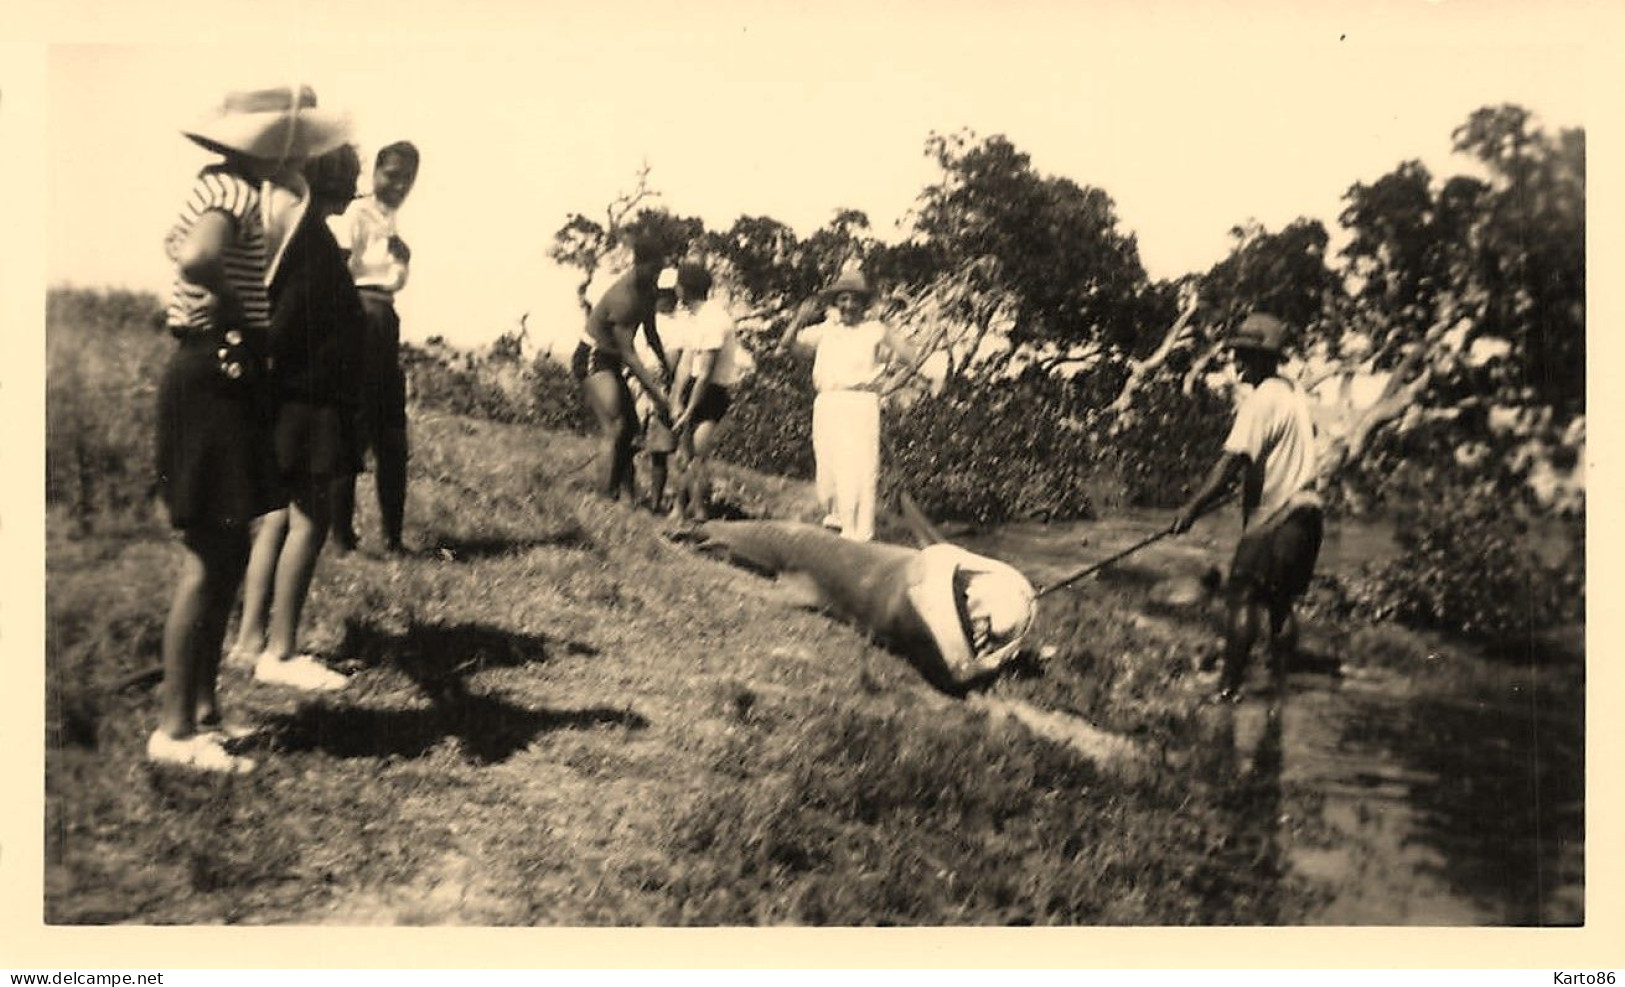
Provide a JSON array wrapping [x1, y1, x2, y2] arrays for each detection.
[[156, 333, 284, 529], [1229, 506, 1324, 604], [357, 290, 408, 434], [690, 383, 732, 425], [570, 340, 623, 382]]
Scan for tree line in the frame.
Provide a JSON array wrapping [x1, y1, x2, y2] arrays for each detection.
[[537, 104, 1582, 522]]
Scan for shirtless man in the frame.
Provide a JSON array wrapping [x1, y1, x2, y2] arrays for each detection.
[[570, 236, 671, 502]]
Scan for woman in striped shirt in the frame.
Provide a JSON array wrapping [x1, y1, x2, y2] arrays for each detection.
[[149, 84, 349, 773]]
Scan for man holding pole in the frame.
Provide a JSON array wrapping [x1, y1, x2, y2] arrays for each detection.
[[1172, 312, 1323, 702]]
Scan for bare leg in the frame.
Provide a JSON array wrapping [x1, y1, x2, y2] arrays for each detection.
[[1220, 582, 1264, 698], [262, 484, 330, 661], [161, 523, 249, 738], [647, 452, 669, 512], [667, 432, 691, 520], [232, 510, 287, 662], [1267, 601, 1297, 684], [581, 371, 636, 501], [686, 418, 724, 521], [376, 426, 408, 551]]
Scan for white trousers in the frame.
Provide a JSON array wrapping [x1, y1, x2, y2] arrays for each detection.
[[812, 389, 881, 542]]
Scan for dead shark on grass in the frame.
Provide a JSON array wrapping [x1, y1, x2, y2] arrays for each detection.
[[674, 515, 1038, 695]]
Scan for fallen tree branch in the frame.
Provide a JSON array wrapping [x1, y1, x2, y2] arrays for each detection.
[[1106, 291, 1202, 422]]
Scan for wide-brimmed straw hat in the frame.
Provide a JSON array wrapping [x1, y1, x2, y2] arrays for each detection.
[[182, 84, 351, 163], [821, 269, 874, 302], [1228, 312, 1291, 356]]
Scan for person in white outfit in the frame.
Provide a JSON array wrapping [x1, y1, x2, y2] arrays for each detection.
[[776, 269, 916, 542], [665, 262, 743, 521]]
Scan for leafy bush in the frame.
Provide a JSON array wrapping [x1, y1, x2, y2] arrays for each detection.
[[402, 344, 591, 434], [713, 351, 816, 480], [1335, 478, 1583, 640], [46, 289, 170, 530], [883, 371, 1097, 525], [715, 357, 1231, 526], [1095, 379, 1233, 510]]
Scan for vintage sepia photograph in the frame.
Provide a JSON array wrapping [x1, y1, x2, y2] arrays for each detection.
[[10, 0, 1604, 958]]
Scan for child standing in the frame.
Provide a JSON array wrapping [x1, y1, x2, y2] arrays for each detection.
[[638, 267, 683, 513], [776, 269, 916, 542], [151, 85, 350, 771], [329, 141, 419, 555], [230, 143, 366, 692]]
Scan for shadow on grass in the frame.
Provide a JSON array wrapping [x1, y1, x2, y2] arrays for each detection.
[[260, 619, 637, 764], [423, 522, 598, 561], [1091, 563, 1168, 590], [338, 619, 599, 679], [267, 694, 648, 764]]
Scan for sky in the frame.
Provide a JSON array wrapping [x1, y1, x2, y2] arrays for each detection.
[[29, 1, 1601, 352]]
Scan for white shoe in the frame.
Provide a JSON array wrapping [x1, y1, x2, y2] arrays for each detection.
[[254, 654, 349, 692], [146, 729, 257, 774], [197, 720, 260, 742]]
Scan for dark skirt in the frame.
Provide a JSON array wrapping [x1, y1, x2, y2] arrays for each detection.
[[155, 334, 284, 529], [275, 400, 361, 485]]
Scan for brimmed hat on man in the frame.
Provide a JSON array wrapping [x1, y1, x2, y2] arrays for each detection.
[[821, 269, 874, 303], [1228, 312, 1291, 357], [183, 84, 351, 164]]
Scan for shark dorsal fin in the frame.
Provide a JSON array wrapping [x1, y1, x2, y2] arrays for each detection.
[[897, 490, 947, 548]]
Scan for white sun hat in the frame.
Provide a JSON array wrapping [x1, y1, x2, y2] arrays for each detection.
[[182, 84, 352, 164]]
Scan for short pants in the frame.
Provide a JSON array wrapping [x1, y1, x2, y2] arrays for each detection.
[[1229, 506, 1324, 604], [570, 340, 624, 382], [688, 383, 732, 425]]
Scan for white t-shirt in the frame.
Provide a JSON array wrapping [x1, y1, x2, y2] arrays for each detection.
[[330, 197, 408, 292], [1223, 376, 1322, 529], [672, 301, 742, 388], [807, 319, 888, 393]]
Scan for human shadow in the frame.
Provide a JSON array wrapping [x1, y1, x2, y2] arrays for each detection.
[[423, 522, 597, 562], [261, 620, 635, 764], [336, 619, 599, 681], [1194, 697, 1290, 923], [1092, 563, 1169, 590], [267, 694, 648, 764]]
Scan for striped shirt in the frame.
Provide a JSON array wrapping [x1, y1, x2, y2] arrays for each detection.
[[164, 165, 271, 339]]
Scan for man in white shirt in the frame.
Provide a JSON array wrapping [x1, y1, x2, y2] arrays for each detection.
[[328, 141, 418, 555], [1173, 312, 1324, 701], [775, 269, 916, 542]]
